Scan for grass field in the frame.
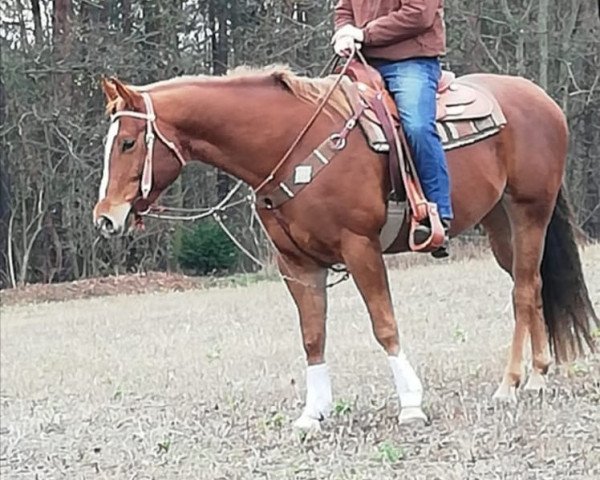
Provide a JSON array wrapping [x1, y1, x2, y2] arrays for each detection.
[[1, 246, 599, 479]]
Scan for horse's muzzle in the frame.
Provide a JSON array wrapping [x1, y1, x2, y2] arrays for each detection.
[[93, 202, 132, 238]]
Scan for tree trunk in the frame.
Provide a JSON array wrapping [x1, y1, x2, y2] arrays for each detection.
[[0, 79, 10, 288], [31, 0, 43, 47], [210, 0, 231, 200], [500, 0, 526, 76], [466, 1, 484, 73], [558, 0, 582, 111], [52, 0, 73, 98], [143, 0, 162, 51], [538, 0, 549, 89], [122, 0, 132, 35]]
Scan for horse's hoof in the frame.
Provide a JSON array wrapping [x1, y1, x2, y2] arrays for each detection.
[[493, 383, 517, 402], [399, 407, 428, 425], [523, 371, 546, 391], [293, 414, 322, 433]]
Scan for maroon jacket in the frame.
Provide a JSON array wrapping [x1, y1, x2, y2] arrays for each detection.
[[334, 0, 446, 61]]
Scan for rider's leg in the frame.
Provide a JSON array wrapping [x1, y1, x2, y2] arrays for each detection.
[[375, 57, 453, 250]]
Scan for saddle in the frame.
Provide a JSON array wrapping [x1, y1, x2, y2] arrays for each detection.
[[338, 60, 507, 252], [341, 61, 506, 154]]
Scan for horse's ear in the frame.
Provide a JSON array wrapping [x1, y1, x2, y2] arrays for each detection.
[[101, 76, 119, 102], [109, 77, 143, 111]]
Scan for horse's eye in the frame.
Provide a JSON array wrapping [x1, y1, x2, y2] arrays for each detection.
[[121, 139, 135, 152]]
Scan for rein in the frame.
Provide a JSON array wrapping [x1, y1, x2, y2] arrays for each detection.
[[143, 180, 246, 221]]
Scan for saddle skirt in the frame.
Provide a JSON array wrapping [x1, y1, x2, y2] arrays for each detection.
[[338, 63, 507, 153]]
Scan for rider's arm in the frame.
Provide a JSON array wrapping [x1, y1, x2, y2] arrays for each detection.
[[334, 0, 355, 30], [362, 0, 438, 47]]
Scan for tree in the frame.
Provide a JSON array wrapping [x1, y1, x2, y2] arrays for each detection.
[[0, 0, 598, 287]]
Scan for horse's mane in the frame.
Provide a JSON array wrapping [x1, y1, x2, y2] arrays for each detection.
[[132, 64, 291, 90], [109, 65, 351, 119], [270, 69, 352, 120]]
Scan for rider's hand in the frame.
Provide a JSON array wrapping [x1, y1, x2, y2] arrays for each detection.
[[333, 35, 360, 57], [332, 24, 365, 44], [332, 24, 364, 57]]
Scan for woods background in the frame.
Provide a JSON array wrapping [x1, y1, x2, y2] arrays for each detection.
[[1, 0, 598, 287]]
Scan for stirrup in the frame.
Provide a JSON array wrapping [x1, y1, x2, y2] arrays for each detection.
[[408, 203, 446, 253], [413, 222, 450, 258]]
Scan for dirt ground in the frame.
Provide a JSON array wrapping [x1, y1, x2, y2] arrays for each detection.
[[0, 272, 216, 307], [1, 247, 599, 479]]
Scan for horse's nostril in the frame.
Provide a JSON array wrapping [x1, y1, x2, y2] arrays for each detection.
[[97, 215, 115, 233]]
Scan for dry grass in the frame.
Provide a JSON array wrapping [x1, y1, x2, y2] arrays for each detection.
[[1, 247, 599, 479]]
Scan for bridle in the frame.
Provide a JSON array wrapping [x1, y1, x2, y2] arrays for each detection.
[[109, 92, 187, 203]]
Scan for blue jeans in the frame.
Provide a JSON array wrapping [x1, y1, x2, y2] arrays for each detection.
[[374, 58, 453, 220]]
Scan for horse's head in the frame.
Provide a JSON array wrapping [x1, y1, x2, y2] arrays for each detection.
[[93, 77, 186, 237]]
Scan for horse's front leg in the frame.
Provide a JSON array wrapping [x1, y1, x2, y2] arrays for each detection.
[[278, 255, 331, 432], [342, 233, 428, 425]]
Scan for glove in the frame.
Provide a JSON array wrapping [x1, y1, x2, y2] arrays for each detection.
[[331, 24, 364, 57], [332, 24, 365, 44], [333, 35, 361, 57]]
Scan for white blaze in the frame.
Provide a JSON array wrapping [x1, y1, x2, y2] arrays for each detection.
[[99, 119, 120, 200]]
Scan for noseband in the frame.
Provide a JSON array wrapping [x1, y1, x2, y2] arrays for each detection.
[[110, 93, 187, 201]]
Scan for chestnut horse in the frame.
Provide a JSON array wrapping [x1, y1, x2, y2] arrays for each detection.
[[93, 66, 598, 431]]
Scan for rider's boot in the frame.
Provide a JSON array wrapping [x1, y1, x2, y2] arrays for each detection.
[[412, 218, 450, 258]]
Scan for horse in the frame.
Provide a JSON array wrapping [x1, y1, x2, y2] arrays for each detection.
[[93, 63, 598, 431]]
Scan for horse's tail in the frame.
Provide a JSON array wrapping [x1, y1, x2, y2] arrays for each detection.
[[541, 187, 599, 362]]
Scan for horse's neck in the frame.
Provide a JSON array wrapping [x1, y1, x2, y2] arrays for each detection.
[[158, 83, 305, 187]]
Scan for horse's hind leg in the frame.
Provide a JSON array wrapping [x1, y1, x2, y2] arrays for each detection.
[[341, 234, 427, 424], [481, 201, 520, 400], [494, 197, 554, 399], [278, 256, 331, 431]]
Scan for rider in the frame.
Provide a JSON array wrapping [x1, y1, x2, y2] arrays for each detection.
[[332, 0, 452, 257]]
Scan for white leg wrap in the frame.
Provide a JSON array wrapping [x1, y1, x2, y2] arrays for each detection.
[[388, 353, 423, 408], [298, 363, 332, 421]]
